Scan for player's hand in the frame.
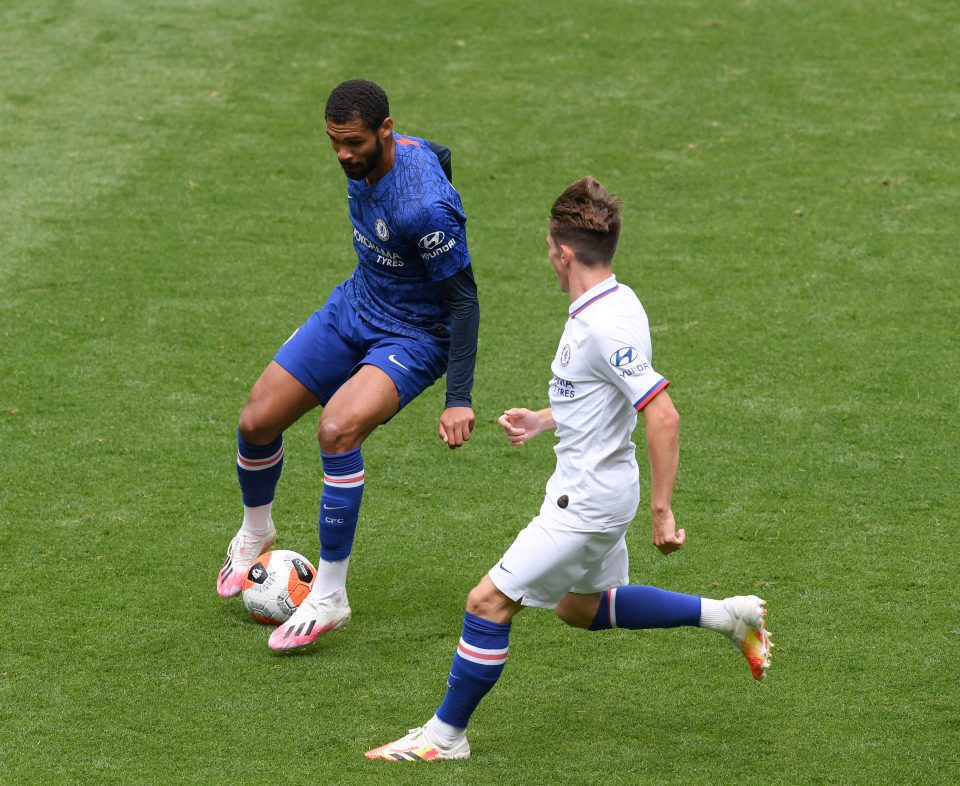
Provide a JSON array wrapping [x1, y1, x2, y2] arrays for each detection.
[[498, 408, 542, 446], [652, 508, 685, 555], [438, 406, 476, 449]]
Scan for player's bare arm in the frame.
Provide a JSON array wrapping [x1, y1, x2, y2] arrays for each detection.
[[498, 407, 556, 446], [642, 390, 684, 555]]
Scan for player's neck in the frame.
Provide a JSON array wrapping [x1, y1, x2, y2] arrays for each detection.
[[365, 135, 396, 185], [567, 264, 614, 303]]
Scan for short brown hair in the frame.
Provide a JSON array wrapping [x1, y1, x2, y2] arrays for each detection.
[[549, 177, 623, 266]]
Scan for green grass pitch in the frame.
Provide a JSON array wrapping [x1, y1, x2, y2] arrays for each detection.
[[2, 1, 958, 783]]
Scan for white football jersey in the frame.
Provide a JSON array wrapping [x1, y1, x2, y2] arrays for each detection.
[[543, 274, 669, 529]]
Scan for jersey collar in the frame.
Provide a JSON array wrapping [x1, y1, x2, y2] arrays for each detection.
[[569, 275, 618, 319]]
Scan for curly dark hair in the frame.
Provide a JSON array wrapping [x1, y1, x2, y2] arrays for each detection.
[[549, 177, 623, 266], [325, 79, 390, 131]]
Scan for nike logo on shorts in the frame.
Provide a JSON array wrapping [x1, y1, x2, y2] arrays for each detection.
[[323, 504, 347, 510], [499, 562, 513, 575], [388, 354, 409, 371]]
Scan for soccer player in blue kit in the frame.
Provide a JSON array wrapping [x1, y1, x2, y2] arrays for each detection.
[[366, 177, 772, 762], [215, 80, 479, 651]]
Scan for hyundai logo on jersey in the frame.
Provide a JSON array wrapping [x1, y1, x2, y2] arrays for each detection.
[[609, 346, 638, 367], [418, 231, 445, 250]]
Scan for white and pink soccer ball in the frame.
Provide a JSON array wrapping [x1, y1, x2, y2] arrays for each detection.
[[241, 549, 316, 625]]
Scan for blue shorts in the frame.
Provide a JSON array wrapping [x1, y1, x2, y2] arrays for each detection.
[[273, 284, 449, 408]]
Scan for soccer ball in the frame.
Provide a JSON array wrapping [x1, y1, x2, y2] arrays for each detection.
[[241, 550, 316, 625]]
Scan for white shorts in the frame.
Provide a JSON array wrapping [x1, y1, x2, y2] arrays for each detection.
[[487, 513, 630, 609]]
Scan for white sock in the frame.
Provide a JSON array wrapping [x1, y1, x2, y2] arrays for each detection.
[[425, 715, 466, 749], [242, 503, 274, 536], [313, 556, 349, 595], [699, 597, 732, 633]]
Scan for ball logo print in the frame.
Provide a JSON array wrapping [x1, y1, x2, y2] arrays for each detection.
[[292, 557, 312, 582], [418, 231, 445, 250], [241, 550, 317, 625]]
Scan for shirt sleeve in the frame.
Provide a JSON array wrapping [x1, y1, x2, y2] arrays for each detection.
[[436, 265, 479, 408], [587, 322, 669, 411], [414, 199, 472, 282]]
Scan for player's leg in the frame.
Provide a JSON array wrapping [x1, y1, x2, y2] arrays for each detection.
[[425, 578, 520, 746], [217, 361, 320, 598], [269, 329, 448, 650], [237, 361, 321, 525], [314, 332, 446, 595], [366, 577, 521, 762], [221, 289, 362, 600], [367, 514, 591, 761], [268, 364, 399, 650], [557, 536, 771, 678], [577, 589, 771, 679], [558, 585, 701, 630], [313, 363, 399, 589], [312, 332, 447, 596]]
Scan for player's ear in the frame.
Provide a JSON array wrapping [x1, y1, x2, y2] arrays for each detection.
[[380, 116, 393, 138], [559, 243, 576, 265]]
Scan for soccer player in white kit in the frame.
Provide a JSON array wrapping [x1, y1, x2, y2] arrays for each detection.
[[366, 177, 772, 762]]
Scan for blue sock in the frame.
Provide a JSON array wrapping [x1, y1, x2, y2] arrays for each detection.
[[436, 612, 511, 730], [318, 448, 365, 561], [236, 431, 284, 506], [589, 586, 701, 631]]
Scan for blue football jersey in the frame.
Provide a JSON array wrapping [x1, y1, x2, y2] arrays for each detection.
[[342, 134, 471, 340]]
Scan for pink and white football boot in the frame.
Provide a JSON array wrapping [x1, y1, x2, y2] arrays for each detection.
[[216, 524, 276, 598], [365, 726, 470, 761], [267, 587, 351, 650]]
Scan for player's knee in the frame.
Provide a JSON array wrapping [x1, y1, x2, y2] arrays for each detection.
[[466, 582, 510, 619], [238, 405, 278, 446], [465, 584, 491, 616], [465, 580, 520, 624], [317, 416, 362, 453]]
